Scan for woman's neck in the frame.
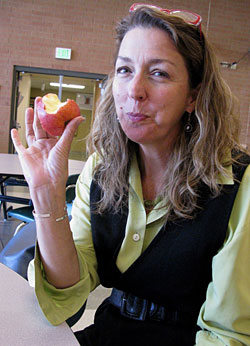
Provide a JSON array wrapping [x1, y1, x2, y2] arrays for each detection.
[[138, 144, 171, 178], [137, 144, 172, 202]]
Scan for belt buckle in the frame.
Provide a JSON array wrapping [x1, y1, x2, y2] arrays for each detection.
[[120, 292, 148, 321], [149, 303, 165, 321]]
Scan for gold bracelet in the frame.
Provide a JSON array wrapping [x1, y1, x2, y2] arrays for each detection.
[[32, 205, 68, 222]]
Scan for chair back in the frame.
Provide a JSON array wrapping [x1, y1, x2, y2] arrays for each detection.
[[66, 174, 79, 203]]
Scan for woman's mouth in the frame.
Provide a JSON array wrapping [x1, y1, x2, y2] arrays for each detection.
[[126, 112, 148, 123]]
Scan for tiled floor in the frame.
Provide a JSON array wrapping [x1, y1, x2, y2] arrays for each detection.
[[72, 285, 112, 332], [0, 200, 111, 332]]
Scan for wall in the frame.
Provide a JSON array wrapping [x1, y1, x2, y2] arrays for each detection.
[[0, 0, 249, 153]]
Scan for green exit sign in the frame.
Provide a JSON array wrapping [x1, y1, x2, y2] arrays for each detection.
[[55, 47, 72, 60]]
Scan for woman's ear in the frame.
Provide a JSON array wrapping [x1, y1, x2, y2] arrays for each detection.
[[186, 84, 201, 113]]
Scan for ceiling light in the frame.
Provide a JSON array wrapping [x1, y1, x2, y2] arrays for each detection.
[[50, 82, 85, 89]]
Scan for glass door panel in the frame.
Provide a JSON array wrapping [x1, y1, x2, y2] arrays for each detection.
[[13, 70, 104, 161]]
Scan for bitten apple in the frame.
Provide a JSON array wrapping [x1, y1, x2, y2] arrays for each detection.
[[36, 93, 81, 136]]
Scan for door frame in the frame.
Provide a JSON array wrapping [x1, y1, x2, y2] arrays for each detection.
[[9, 65, 106, 153]]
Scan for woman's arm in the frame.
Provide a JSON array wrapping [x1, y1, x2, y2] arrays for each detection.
[[27, 154, 100, 325], [196, 164, 250, 345], [11, 98, 84, 288]]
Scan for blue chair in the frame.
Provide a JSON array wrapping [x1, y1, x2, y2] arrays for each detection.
[[0, 221, 36, 279], [65, 174, 79, 216], [7, 204, 34, 236]]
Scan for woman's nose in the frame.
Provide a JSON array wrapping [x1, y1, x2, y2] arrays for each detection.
[[128, 74, 147, 101]]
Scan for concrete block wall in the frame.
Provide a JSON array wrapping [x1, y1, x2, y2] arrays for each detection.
[[0, 0, 249, 152]]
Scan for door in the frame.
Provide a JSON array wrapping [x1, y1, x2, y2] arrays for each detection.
[[10, 66, 106, 161]]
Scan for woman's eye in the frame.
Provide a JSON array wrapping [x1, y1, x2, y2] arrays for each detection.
[[116, 66, 131, 75], [151, 70, 169, 78]]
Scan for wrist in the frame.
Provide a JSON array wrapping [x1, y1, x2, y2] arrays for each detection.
[[29, 183, 67, 215], [32, 204, 68, 222]]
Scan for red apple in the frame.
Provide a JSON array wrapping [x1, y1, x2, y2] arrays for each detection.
[[36, 93, 81, 136]]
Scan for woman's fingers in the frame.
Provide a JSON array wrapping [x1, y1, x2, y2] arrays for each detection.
[[11, 128, 25, 154], [25, 107, 36, 147], [33, 97, 46, 139], [33, 97, 50, 140], [12, 107, 36, 152], [33, 97, 58, 140], [12, 100, 83, 160]]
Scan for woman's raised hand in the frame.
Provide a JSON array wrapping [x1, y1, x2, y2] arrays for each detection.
[[11, 97, 84, 190]]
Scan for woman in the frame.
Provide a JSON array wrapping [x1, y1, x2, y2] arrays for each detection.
[[11, 4, 250, 346]]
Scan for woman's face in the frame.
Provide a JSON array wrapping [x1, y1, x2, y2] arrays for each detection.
[[112, 27, 196, 149]]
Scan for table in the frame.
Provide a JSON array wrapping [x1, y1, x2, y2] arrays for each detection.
[[0, 153, 85, 219], [0, 153, 85, 177], [0, 263, 79, 345]]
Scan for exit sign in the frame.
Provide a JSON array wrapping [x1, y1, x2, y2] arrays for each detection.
[[55, 47, 72, 60]]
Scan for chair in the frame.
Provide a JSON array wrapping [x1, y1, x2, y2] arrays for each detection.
[[7, 174, 79, 236], [2, 177, 34, 236], [65, 174, 79, 216], [0, 221, 36, 279], [1, 177, 29, 220], [7, 204, 34, 236]]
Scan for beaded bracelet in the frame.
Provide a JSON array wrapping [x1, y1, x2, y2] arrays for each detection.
[[32, 205, 68, 222]]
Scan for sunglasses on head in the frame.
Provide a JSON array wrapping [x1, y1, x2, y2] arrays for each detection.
[[129, 3, 202, 37]]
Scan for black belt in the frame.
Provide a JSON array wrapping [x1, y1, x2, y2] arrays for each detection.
[[109, 289, 196, 324]]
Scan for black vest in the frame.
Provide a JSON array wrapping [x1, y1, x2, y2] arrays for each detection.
[[85, 154, 249, 346]]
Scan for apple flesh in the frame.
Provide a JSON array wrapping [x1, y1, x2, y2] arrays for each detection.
[[36, 93, 81, 136]]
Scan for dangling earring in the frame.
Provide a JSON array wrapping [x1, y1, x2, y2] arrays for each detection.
[[185, 112, 193, 133]]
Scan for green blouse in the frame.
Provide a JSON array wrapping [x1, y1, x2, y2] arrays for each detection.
[[28, 152, 250, 345]]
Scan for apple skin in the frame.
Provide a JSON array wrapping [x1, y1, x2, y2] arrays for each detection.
[[36, 94, 81, 136]]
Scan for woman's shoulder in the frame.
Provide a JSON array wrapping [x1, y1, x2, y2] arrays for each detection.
[[232, 150, 250, 181], [86, 152, 101, 167], [79, 152, 101, 184]]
